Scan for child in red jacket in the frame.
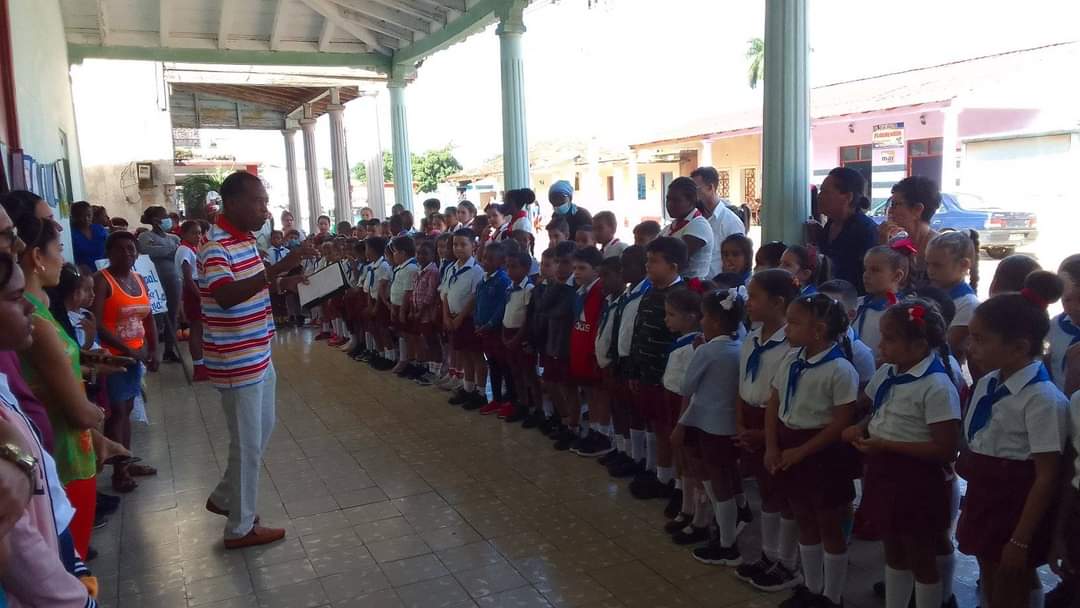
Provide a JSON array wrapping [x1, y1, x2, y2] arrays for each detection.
[[562, 246, 605, 453]]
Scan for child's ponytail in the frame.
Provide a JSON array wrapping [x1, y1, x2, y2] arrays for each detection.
[[973, 270, 1063, 357], [967, 229, 980, 290]]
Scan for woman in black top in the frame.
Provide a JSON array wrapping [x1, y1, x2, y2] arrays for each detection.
[[816, 167, 879, 294]]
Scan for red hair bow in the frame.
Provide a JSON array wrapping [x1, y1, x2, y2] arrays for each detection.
[[1020, 288, 1048, 309], [687, 277, 705, 294], [908, 303, 926, 327], [890, 238, 918, 256]]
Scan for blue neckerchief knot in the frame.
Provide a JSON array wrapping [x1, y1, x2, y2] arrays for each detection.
[[669, 332, 701, 354], [967, 363, 1050, 440], [449, 261, 473, 285], [854, 293, 895, 339], [1058, 315, 1080, 371], [800, 284, 817, 297], [745, 334, 786, 381], [392, 258, 417, 282], [783, 345, 844, 414], [872, 357, 947, 413], [948, 282, 976, 299]]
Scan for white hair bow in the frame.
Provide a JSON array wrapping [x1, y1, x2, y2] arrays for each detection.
[[719, 285, 748, 311]]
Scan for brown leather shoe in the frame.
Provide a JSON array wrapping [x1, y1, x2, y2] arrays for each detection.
[[224, 526, 286, 550], [205, 498, 260, 524]]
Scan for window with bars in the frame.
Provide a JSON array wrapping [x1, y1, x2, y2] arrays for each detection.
[[742, 168, 757, 203], [839, 144, 873, 163], [718, 170, 730, 198], [636, 174, 646, 200]]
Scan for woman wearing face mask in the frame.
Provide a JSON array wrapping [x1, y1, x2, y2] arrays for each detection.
[[137, 205, 181, 362], [548, 180, 592, 241]]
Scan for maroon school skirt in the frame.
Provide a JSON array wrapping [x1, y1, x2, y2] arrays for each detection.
[[659, 389, 683, 435], [182, 283, 202, 321], [1067, 486, 1080, 569], [450, 316, 482, 353], [773, 423, 857, 509], [956, 450, 1056, 566], [860, 451, 951, 542]]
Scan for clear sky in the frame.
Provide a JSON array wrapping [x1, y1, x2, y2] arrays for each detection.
[[368, 0, 1079, 170]]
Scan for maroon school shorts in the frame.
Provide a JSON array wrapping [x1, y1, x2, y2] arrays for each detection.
[[956, 450, 1055, 566], [182, 284, 202, 321], [450, 316, 483, 353], [635, 383, 666, 426], [685, 426, 742, 495], [481, 329, 505, 363], [772, 423, 857, 510], [541, 355, 568, 383]]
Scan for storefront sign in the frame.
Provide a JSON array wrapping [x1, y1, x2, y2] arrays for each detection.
[[873, 122, 905, 149]]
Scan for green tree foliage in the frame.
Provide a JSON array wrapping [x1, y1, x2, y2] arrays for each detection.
[[746, 37, 764, 89], [350, 147, 460, 194], [180, 172, 226, 219]]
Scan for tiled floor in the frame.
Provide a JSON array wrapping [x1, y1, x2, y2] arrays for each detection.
[[88, 329, 1053, 608]]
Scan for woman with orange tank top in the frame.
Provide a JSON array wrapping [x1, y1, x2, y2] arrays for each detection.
[[92, 231, 159, 492]]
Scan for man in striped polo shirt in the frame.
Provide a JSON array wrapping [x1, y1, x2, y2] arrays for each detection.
[[199, 171, 313, 549]]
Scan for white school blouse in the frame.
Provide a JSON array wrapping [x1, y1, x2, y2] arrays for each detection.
[[662, 333, 700, 395], [365, 257, 391, 296], [772, 345, 860, 430], [949, 287, 980, 328], [738, 325, 792, 407], [1047, 312, 1079, 392], [662, 210, 714, 280], [595, 294, 618, 368], [853, 295, 886, 356], [601, 239, 628, 260], [963, 361, 1069, 461], [847, 328, 877, 386], [865, 354, 961, 443], [616, 279, 650, 358], [502, 278, 533, 329], [1069, 392, 1080, 490], [443, 257, 483, 315], [389, 259, 419, 306]]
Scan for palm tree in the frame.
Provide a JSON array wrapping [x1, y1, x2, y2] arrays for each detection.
[[746, 37, 764, 89]]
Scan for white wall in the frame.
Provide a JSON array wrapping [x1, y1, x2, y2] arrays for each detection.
[[9, 0, 85, 255]]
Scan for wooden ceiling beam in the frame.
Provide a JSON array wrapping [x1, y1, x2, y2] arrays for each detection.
[[296, 0, 383, 53], [337, 7, 412, 43], [218, 0, 233, 50], [96, 0, 110, 46], [269, 0, 287, 51], [318, 17, 334, 51], [330, 0, 431, 35], [159, 0, 170, 47], [370, 0, 447, 27]]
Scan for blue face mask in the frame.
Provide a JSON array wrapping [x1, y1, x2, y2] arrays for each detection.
[[159, 218, 173, 231], [555, 202, 572, 215]]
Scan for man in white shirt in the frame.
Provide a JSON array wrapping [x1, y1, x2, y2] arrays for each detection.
[[690, 166, 747, 278], [661, 177, 714, 279]]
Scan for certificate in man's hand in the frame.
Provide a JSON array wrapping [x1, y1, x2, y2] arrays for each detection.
[[298, 262, 349, 309]]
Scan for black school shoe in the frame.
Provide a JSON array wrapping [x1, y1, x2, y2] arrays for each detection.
[[448, 388, 471, 405], [462, 391, 486, 411], [691, 536, 743, 566], [664, 488, 684, 519], [671, 525, 711, 545], [735, 553, 774, 584], [504, 405, 529, 423], [629, 473, 674, 500], [664, 513, 692, 534], [607, 456, 643, 479], [539, 417, 561, 437], [553, 428, 578, 451], [597, 448, 620, 466], [521, 409, 545, 429], [573, 433, 614, 458], [752, 561, 803, 593]]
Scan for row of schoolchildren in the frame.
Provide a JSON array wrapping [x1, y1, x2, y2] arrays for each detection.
[[303, 202, 1078, 608]]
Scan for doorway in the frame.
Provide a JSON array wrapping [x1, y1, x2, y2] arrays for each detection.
[[660, 171, 673, 220]]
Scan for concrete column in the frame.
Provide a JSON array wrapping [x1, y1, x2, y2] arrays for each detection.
[[626, 148, 640, 225], [300, 111, 321, 234], [699, 139, 713, 168], [365, 93, 387, 219], [327, 88, 351, 224], [497, 1, 530, 190], [281, 128, 301, 222], [760, 0, 810, 244], [940, 104, 960, 190], [388, 74, 414, 211]]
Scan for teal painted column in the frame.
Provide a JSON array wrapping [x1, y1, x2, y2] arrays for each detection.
[[497, 1, 530, 190], [761, 0, 810, 245], [388, 74, 414, 212]]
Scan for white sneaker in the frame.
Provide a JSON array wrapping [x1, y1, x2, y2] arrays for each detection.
[[339, 337, 357, 352]]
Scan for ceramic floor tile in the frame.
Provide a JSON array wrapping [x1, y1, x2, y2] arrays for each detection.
[[106, 334, 996, 608]]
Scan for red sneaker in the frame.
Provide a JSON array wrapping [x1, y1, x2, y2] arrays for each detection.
[[192, 364, 210, 382], [478, 401, 502, 415], [496, 403, 515, 419], [314, 332, 331, 341], [328, 336, 346, 347]]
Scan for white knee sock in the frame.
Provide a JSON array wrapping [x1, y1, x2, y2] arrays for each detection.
[[630, 429, 645, 461], [779, 517, 800, 570], [914, 581, 942, 608], [760, 511, 781, 562], [1031, 587, 1046, 608], [936, 551, 955, 600], [680, 480, 695, 514], [712, 496, 737, 546], [822, 550, 847, 604], [692, 496, 712, 528], [645, 432, 657, 471], [615, 435, 627, 454], [799, 543, 824, 595], [656, 465, 673, 484], [885, 566, 914, 608], [542, 398, 554, 417]]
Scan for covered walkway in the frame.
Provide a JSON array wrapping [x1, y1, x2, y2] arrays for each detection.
[[89, 332, 992, 608]]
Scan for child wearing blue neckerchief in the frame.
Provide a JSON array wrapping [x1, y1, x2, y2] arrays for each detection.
[[925, 230, 980, 365], [955, 271, 1068, 608], [1047, 254, 1080, 393], [718, 233, 754, 286], [780, 244, 829, 299]]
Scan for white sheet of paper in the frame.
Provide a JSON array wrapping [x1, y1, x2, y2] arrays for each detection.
[[298, 262, 348, 308]]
